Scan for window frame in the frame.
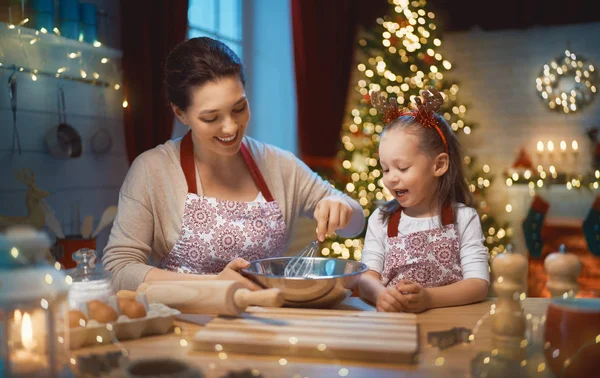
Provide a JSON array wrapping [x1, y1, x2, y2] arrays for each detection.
[[187, 0, 244, 57]]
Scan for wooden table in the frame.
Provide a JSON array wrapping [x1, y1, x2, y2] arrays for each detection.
[[75, 298, 551, 378]]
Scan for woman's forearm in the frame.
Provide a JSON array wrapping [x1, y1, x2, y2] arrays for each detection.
[[143, 258, 262, 291], [144, 267, 219, 282], [359, 271, 386, 305], [337, 196, 366, 238], [425, 278, 489, 309]]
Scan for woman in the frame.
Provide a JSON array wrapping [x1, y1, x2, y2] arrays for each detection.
[[102, 37, 365, 291]]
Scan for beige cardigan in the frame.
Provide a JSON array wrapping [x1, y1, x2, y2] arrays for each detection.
[[102, 136, 365, 291]]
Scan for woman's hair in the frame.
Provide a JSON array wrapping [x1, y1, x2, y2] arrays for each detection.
[[164, 37, 245, 111], [380, 113, 473, 223]]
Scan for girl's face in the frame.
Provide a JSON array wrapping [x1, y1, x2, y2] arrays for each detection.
[[172, 76, 250, 157], [379, 127, 448, 215]]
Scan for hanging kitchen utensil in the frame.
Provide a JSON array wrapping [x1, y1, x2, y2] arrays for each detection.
[[45, 86, 83, 158], [90, 86, 112, 154], [8, 70, 22, 154], [90, 128, 112, 154]]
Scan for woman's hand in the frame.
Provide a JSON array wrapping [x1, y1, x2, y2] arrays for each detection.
[[395, 280, 432, 313], [314, 196, 353, 242], [217, 257, 262, 291], [376, 286, 406, 312]]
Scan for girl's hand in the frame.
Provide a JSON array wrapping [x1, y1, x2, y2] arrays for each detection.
[[217, 257, 262, 291], [395, 280, 432, 313], [314, 196, 353, 242], [376, 286, 406, 312]]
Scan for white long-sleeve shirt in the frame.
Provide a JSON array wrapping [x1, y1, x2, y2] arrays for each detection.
[[361, 204, 490, 283]]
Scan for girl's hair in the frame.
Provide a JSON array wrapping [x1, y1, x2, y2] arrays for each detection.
[[164, 37, 245, 111], [379, 113, 473, 223]]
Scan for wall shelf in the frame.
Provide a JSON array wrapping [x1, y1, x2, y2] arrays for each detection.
[[0, 21, 122, 88]]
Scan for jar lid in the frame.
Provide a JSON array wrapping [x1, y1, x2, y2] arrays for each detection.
[[70, 248, 111, 282]]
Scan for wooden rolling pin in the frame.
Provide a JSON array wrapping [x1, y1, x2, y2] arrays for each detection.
[[192, 328, 418, 364], [117, 280, 283, 316]]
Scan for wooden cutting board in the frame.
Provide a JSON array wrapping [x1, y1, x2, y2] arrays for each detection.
[[192, 307, 419, 364]]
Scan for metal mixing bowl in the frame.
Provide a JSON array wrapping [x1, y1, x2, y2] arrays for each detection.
[[241, 257, 368, 308]]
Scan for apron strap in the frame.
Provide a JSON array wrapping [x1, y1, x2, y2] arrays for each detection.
[[180, 131, 197, 194], [387, 209, 402, 238], [179, 131, 275, 202], [387, 205, 455, 238], [441, 205, 454, 227], [240, 142, 275, 202]]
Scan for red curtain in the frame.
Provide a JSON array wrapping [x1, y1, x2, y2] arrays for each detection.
[[291, 0, 387, 171], [120, 0, 189, 164]]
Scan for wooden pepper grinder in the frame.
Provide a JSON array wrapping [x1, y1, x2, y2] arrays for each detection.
[[544, 244, 582, 298], [491, 245, 528, 361]]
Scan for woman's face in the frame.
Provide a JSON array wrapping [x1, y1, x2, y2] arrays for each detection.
[[173, 76, 250, 157]]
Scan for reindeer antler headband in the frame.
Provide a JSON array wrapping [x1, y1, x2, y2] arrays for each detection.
[[371, 87, 448, 153]]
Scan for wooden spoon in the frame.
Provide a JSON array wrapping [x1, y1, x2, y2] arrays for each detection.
[[81, 215, 94, 239], [91, 206, 117, 238]]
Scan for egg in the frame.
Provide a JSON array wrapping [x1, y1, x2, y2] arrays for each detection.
[[68, 310, 88, 328], [118, 298, 147, 319], [87, 300, 118, 323], [116, 290, 137, 300]]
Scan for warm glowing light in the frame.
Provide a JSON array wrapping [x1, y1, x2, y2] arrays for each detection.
[[560, 140, 567, 151], [21, 313, 35, 351]]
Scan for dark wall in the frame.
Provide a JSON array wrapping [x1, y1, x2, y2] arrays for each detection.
[[430, 0, 600, 32]]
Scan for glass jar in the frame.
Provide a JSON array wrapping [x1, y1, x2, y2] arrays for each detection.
[[67, 248, 114, 312]]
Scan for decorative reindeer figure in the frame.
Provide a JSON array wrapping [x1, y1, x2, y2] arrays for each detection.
[[0, 169, 49, 230]]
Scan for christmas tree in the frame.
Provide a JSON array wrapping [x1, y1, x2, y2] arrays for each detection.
[[322, 0, 510, 261]]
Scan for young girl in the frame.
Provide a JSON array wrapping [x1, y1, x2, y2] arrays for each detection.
[[359, 88, 490, 313]]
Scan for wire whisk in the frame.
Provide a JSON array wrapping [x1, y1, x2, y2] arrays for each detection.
[[284, 240, 319, 278]]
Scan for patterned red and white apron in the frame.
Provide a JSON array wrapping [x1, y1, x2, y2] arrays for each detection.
[[159, 131, 287, 274], [381, 206, 463, 288]]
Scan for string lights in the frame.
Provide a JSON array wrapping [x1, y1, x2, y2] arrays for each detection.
[[504, 137, 598, 193], [0, 21, 127, 107], [505, 169, 599, 192]]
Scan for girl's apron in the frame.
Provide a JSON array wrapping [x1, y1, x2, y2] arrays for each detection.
[[381, 206, 463, 288]]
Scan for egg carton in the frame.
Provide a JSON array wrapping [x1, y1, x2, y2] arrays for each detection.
[[69, 292, 181, 349]]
